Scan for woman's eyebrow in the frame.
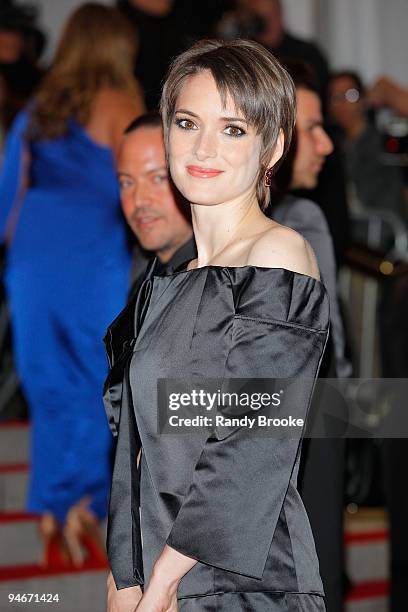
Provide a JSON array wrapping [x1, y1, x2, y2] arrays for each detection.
[[220, 116, 248, 124], [175, 109, 248, 124], [175, 109, 199, 117]]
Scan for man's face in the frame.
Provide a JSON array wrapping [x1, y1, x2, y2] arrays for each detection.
[[238, 0, 283, 46], [328, 75, 365, 132], [128, 0, 174, 17], [292, 88, 333, 190], [0, 30, 24, 63], [118, 126, 192, 261]]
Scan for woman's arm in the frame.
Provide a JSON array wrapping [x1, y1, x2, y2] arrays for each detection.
[[135, 545, 197, 611], [107, 571, 143, 612], [367, 77, 408, 117], [0, 110, 29, 242]]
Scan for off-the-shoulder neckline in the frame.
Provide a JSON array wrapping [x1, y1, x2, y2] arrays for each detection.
[[153, 264, 323, 286]]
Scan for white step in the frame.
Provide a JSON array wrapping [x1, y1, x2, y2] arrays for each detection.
[[0, 421, 109, 612], [0, 514, 108, 567], [0, 515, 42, 567], [0, 423, 29, 464], [345, 508, 389, 612], [0, 467, 28, 511], [348, 541, 388, 584], [347, 598, 388, 612]]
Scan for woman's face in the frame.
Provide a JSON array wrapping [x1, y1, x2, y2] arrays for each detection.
[[168, 70, 263, 206]]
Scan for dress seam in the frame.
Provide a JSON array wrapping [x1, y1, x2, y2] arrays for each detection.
[[178, 589, 325, 600], [284, 504, 300, 593], [233, 314, 327, 334]]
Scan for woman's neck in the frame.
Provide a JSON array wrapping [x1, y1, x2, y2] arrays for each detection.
[[189, 191, 268, 268]]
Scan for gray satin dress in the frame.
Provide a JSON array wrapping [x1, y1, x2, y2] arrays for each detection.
[[103, 261, 329, 611]]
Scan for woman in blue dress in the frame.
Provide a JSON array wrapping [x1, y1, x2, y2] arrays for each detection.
[[0, 3, 144, 564]]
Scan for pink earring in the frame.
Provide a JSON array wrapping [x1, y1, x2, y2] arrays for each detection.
[[264, 167, 274, 187]]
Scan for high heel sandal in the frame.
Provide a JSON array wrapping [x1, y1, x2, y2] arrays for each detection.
[[39, 501, 107, 568], [40, 513, 70, 567], [63, 500, 107, 567]]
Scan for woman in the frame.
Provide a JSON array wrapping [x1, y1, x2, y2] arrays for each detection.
[[0, 3, 144, 564], [105, 39, 329, 611]]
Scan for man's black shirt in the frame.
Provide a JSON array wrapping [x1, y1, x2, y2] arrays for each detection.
[[129, 237, 196, 300]]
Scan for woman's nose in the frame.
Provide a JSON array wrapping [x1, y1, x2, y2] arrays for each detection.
[[193, 130, 218, 161]]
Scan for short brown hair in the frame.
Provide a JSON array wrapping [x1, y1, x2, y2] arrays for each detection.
[[160, 38, 296, 210]]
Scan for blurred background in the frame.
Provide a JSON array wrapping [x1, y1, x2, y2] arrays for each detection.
[[0, 1, 407, 611]]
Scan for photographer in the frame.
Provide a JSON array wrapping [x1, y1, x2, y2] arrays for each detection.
[[328, 71, 406, 221], [217, 0, 329, 104], [368, 76, 408, 118]]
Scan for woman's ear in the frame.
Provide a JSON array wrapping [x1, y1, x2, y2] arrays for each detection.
[[268, 129, 285, 168]]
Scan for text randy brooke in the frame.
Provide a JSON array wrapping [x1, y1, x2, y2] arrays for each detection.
[[167, 415, 304, 429]]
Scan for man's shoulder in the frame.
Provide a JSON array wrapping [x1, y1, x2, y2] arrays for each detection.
[[273, 196, 329, 233], [279, 32, 328, 69]]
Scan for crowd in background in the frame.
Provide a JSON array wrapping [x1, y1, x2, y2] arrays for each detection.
[[0, 1, 408, 611]]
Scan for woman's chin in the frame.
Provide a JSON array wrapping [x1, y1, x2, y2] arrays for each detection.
[[179, 186, 229, 207]]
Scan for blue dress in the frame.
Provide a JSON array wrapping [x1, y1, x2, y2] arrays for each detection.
[[0, 110, 131, 524]]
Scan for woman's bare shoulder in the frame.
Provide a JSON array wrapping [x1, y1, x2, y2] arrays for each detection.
[[247, 223, 320, 280], [88, 86, 145, 154], [93, 87, 144, 118]]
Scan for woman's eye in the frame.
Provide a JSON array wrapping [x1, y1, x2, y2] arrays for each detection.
[[224, 125, 246, 137], [175, 118, 197, 131]]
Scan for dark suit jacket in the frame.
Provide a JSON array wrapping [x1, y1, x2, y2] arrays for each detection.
[[272, 195, 347, 612]]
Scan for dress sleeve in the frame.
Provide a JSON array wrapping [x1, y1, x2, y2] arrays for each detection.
[[166, 279, 329, 579], [0, 111, 29, 241], [107, 364, 144, 589], [104, 265, 157, 589], [103, 311, 143, 589]]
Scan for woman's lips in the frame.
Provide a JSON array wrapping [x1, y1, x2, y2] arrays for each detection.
[[186, 165, 224, 178]]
